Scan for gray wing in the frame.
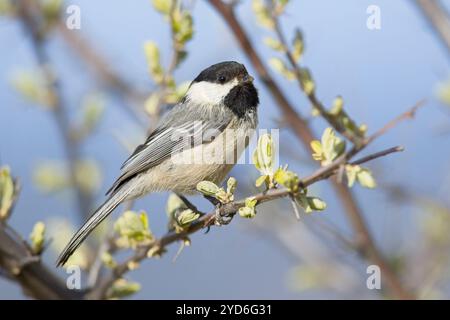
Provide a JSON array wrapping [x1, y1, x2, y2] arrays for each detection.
[[106, 103, 233, 195]]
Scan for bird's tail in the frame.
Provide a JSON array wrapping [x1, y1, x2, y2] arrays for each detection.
[[56, 187, 129, 267]]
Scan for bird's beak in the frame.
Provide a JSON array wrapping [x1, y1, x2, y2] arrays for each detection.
[[241, 75, 254, 84]]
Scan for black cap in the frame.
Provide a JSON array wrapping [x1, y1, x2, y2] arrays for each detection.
[[193, 61, 248, 84]]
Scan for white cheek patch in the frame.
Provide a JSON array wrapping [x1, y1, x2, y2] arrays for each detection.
[[186, 79, 238, 106]]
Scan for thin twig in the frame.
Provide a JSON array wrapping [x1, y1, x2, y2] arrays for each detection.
[[366, 100, 425, 144], [351, 146, 405, 166], [414, 0, 450, 57]]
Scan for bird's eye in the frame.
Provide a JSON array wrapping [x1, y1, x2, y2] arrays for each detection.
[[218, 75, 227, 83]]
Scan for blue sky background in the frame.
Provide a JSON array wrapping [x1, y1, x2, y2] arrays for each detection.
[[1, 0, 450, 299]]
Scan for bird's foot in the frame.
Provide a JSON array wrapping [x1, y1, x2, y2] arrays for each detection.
[[214, 204, 234, 226], [202, 195, 234, 226]]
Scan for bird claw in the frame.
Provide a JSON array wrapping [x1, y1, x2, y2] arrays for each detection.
[[214, 206, 233, 226]]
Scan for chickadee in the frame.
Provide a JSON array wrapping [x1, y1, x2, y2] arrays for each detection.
[[56, 61, 259, 267]]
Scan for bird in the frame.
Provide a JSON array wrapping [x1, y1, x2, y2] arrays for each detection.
[[56, 61, 259, 267]]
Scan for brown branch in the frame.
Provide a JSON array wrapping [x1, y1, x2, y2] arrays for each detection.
[[87, 143, 403, 299], [207, 0, 414, 299], [351, 146, 404, 166], [415, 0, 450, 57], [366, 100, 425, 144], [0, 223, 83, 299]]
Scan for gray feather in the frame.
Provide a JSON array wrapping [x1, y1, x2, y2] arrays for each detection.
[[106, 101, 234, 195], [56, 187, 129, 267]]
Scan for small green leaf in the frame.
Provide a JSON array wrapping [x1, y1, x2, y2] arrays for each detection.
[[311, 107, 320, 117], [101, 252, 117, 269], [255, 175, 269, 188], [307, 197, 327, 211], [292, 29, 304, 61], [318, 127, 345, 166], [273, 168, 299, 192], [172, 9, 194, 45], [252, 0, 274, 29], [151, 0, 172, 15], [75, 93, 105, 140], [176, 209, 200, 226], [144, 93, 161, 116], [0, 166, 14, 219], [33, 161, 68, 194], [41, 0, 62, 21], [244, 197, 258, 208], [274, 0, 290, 14], [196, 181, 220, 196], [295, 192, 326, 213], [108, 279, 141, 299], [269, 58, 295, 80], [298, 68, 315, 95], [357, 168, 377, 189], [114, 211, 153, 243], [0, 0, 14, 16], [29, 221, 46, 254], [264, 37, 284, 51], [346, 165, 377, 189], [268, 58, 284, 73], [175, 50, 188, 68], [310, 140, 323, 161], [10, 69, 55, 108], [359, 124, 368, 135], [215, 188, 232, 203], [144, 41, 164, 83], [74, 159, 102, 194], [329, 96, 344, 115], [437, 79, 450, 106], [226, 177, 237, 195], [295, 193, 310, 212], [139, 212, 149, 230], [47, 218, 91, 269], [165, 81, 190, 104], [345, 165, 358, 187], [239, 206, 256, 219], [253, 134, 275, 175], [166, 193, 187, 218]]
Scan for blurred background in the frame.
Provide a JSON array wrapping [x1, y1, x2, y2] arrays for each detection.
[[1, 0, 450, 299]]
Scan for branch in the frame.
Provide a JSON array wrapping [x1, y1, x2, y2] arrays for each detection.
[[351, 146, 404, 166], [17, 0, 94, 221], [366, 100, 425, 144], [87, 142, 403, 299], [0, 224, 83, 299], [208, 0, 414, 299], [415, 0, 450, 57]]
